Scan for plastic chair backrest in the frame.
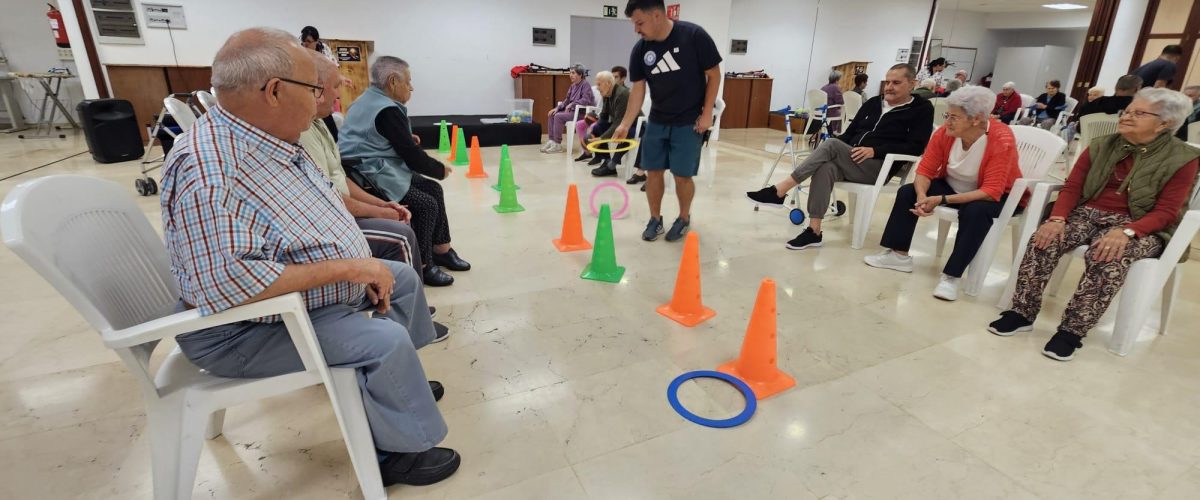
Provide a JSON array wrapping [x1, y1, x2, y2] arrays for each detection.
[[1020, 93, 1035, 108], [1079, 113, 1120, 148], [842, 91, 862, 122], [1, 175, 180, 333], [714, 97, 725, 116], [1189, 122, 1200, 144], [1010, 125, 1066, 179], [1063, 97, 1079, 115], [931, 98, 949, 126], [194, 90, 217, 112], [807, 89, 827, 110], [163, 96, 198, 131]]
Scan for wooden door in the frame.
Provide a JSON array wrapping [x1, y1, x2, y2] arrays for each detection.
[[1070, 0, 1121, 103], [325, 39, 373, 111], [107, 65, 170, 141], [1130, 0, 1200, 90]]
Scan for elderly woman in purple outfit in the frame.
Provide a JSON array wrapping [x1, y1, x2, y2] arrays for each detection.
[[541, 64, 596, 153]]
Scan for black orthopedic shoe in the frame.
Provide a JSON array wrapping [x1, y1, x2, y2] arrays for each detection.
[[379, 447, 461, 486], [429, 381, 444, 401], [423, 265, 454, 287], [432, 248, 471, 271]]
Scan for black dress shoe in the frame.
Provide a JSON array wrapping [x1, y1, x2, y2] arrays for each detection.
[[587, 154, 607, 166], [626, 172, 647, 184], [591, 162, 618, 177], [423, 265, 454, 287], [574, 152, 593, 162], [429, 381, 444, 401], [432, 248, 471, 271], [432, 321, 450, 343], [380, 447, 461, 486]]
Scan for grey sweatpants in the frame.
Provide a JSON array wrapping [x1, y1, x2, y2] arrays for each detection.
[[356, 217, 421, 271], [790, 138, 883, 218], [175, 260, 447, 453]]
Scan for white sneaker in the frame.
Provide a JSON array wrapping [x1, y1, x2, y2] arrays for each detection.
[[933, 274, 960, 301], [863, 250, 913, 273], [546, 142, 564, 153], [539, 140, 554, 152]]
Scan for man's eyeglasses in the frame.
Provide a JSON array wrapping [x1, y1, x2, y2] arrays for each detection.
[[261, 77, 324, 99]]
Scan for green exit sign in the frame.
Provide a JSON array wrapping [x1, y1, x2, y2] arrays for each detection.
[[603, 5, 618, 17]]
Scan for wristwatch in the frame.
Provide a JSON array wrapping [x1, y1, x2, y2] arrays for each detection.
[[1122, 228, 1137, 239], [940, 194, 948, 206]]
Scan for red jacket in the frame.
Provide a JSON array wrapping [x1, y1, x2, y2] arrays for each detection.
[[916, 119, 1023, 202], [993, 93, 1022, 118]]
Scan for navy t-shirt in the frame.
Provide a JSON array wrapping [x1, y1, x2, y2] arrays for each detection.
[[1134, 59, 1177, 87], [629, 21, 722, 125]]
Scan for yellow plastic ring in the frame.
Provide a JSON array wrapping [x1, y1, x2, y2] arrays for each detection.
[[586, 138, 639, 154]]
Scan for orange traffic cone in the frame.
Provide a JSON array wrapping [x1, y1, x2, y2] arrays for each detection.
[[657, 232, 715, 327], [552, 184, 592, 252], [448, 125, 460, 162], [717, 279, 795, 400], [466, 136, 488, 178]]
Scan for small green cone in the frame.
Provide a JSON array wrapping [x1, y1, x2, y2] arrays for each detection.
[[493, 150, 525, 213], [581, 204, 625, 283], [437, 120, 451, 154], [453, 127, 470, 166], [491, 144, 521, 191]]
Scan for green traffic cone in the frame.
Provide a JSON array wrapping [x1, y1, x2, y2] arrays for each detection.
[[453, 126, 469, 166], [437, 120, 450, 154], [581, 204, 625, 283], [493, 152, 525, 213], [491, 144, 521, 191]]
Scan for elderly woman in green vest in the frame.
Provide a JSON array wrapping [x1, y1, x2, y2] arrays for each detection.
[[988, 88, 1199, 361], [340, 56, 471, 287]]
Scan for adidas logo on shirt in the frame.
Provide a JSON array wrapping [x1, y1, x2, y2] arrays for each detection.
[[649, 48, 683, 75]]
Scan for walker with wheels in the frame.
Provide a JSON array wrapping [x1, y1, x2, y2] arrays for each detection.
[[752, 105, 847, 226]]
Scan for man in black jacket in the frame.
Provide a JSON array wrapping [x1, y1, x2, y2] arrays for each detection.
[[747, 63, 934, 250], [1077, 74, 1141, 119]]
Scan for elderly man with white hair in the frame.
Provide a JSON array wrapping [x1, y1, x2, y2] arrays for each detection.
[[912, 78, 937, 100], [990, 88, 1200, 361], [865, 86, 1025, 301], [160, 27, 460, 487]]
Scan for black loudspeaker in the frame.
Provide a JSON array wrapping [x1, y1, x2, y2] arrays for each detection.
[[76, 99, 144, 163]]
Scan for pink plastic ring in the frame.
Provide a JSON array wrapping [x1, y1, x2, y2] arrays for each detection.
[[589, 181, 630, 219]]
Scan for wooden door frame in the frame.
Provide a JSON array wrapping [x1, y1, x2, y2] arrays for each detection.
[[1129, 0, 1200, 89], [71, 0, 109, 98], [1070, 0, 1122, 103]]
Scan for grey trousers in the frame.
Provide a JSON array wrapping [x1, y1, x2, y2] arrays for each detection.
[[790, 138, 883, 218], [356, 217, 421, 271], [175, 260, 447, 453]]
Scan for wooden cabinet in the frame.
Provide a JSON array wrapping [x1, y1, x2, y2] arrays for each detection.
[[721, 77, 772, 129], [514, 72, 571, 134], [107, 64, 212, 140], [833, 61, 870, 92]]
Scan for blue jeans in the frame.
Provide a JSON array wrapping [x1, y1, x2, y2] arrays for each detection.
[[175, 260, 446, 453]]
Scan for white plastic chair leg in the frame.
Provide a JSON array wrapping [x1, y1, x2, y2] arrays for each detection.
[[204, 409, 226, 439], [326, 368, 387, 500], [565, 122, 576, 158], [147, 397, 210, 500], [850, 193, 873, 250], [1159, 267, 1180, 335], [1109, 261, 1158, 356], [936, 221, 951, 258]]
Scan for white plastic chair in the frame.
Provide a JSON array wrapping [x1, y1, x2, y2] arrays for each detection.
[[931, 98, 949, 127], [626, 95, 654, 179], [0, 175, 388, 500], [842, 91, 863, 130], [710, 97, 725, 142], [806, 88, 843, 135], [163, 96, 198, 132], [997, 172, 1200, 356], [834, 153, 923, 249], [193, 90, 217, 113], [1049, 97, 1079, 136], [563, 85, 603, 158], [932, 126, 1066, 296], [1188, 121, 1200, 144], [1072, 113, 1120, 169]]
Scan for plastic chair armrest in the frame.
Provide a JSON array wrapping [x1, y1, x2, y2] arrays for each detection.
[[1157, 210, 1200, 268], [879, 154, 922, 187], [102, 293, 308, 349]]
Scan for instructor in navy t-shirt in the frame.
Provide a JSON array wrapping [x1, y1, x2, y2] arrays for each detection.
[[613, 0, 722, 243]]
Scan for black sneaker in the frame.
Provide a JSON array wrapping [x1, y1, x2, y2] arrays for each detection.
[[429, 306, 437, 319], [746, 186, 786, 209], [431, 321, 450, 343], [642, 217, 664, 241], [591, 162, 618, 177], [380, 447, 461, 486], [665, 217, 690, 242], [429, 381, 444, 402], [574, 152, 593, 162], [988, 311, 1034, 337], [785, 228, 822, 250], [1042, 330, 1083, 361], [588, 154, 607, 166]]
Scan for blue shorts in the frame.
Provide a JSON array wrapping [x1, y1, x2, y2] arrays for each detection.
[[641, 121, 703, 178]]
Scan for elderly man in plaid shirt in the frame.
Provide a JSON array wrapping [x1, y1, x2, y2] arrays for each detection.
[[160, 28, 460, 487]]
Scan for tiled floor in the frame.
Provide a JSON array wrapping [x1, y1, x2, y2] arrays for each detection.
[[1, 128, 1198, 499]]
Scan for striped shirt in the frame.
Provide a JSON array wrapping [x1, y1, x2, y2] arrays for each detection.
[[160, 105, 371, 322]]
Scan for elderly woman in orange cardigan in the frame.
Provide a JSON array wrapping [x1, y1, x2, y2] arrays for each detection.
[[864, 86, 1024, 301]]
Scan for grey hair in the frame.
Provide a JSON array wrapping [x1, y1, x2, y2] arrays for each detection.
[[370, 56, 409, 89], [1088, 86, 1106, 95], [955, 69, 968, 78], [945, 79, 962, 93], [946, 86, 996, 119], [595, 71, 614, 86], [1116, 75, 1143, 91], [1137, 87, 1193, 133], [211, 27, 300, 93], [570, 63, 588, 78], [309, 50, 339, 84], [829, 69, 842, 83], [1002, 81, 1016, 90], [920, 78, 936, 89]]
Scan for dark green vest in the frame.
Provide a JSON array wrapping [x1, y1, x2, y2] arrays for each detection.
[[1083, 132, 1199, 261]]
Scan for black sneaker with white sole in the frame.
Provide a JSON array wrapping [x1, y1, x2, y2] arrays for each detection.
[[431, 322, 450, 343], [988, 310, 1034, 337], [642, 217, 665, 241], [1042, 330, 1083, 361], [785, 228, 822, 250], [746, 187, 787, 208]]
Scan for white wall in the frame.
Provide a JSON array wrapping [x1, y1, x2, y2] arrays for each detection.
[[569, 16, 642, 80], [932, 8, 999, 85], [1097, 0, 1149, 90], [728, 0, 933, 109], [984, 10, 1091, 30], [0, 0, 86, 124], [74, 0, 731, 116], [991, 28, 1088, 90]]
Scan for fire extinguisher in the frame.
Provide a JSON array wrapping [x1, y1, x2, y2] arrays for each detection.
[[48, 4, 70, 48]]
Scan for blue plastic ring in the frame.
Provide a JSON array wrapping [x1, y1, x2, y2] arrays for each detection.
[[667, 370, 757, 428]]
